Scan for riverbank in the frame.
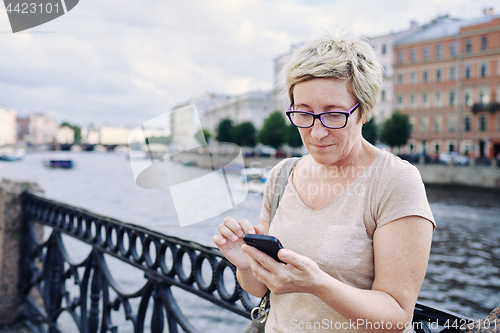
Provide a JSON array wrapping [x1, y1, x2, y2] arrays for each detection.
[[172, 151, 500, 189]]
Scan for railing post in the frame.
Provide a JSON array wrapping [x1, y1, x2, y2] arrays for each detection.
[[0, 179, 44, 326]]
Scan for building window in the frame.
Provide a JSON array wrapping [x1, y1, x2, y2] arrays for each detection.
[[397, 94, 404, 109], [398, 50, 404, 63], [398, 73, 404, 85], [449, 91, 455, 106], [382, 44, 386, 55], [465, 65, 471, 79], [464, 89, 473, 107], [436, 68, 441, 82], [411, 48, 416, 61], [423, 46, 429, 59], [479, 115, 487, 132], [410, 93, 416, 109], [450, 41, 456, 55], [410, 72, 416, 84], [435, 91, 442, 108], [450, 66, 455, 80], [410, 117, 416, 133], [421, 117, 429, 133], [436, 44, 442, 57], [465, 39, 472, 52], [479, 87, 490, 105], [480, 63, 487, 77], [381, 90, 385, 102], [434, 116, 442, 133], [448, 115, 455, 133], [481, 36, 487, 50], [422, 92, 429, 108], [423, 70, 428, 83], [464, 116, 471, 132]]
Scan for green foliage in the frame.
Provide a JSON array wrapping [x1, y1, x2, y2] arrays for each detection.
[[258, 111, 287, 149], [380, 111, 411, 148], [216, 118, 234, 143], [232, 121, 257, 147], [285, 124, 303, 148], [362, 118, 377, 144]]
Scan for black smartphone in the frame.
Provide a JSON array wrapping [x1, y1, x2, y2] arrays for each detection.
[[243, 234, 285, 264]]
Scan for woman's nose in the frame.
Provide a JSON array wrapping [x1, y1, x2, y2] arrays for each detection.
[[310, 118, 329, 140]]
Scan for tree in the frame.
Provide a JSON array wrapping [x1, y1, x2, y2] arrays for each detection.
[[216, 119, 233, 143], [380, 112, 411, 148], [258, 111, 287, 149], [232, 121, 257, 147], [285, 124, 303, 148], [362, 118, 377, 145]]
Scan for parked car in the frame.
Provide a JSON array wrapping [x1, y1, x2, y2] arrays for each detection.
[[438, 152, 469, 165]]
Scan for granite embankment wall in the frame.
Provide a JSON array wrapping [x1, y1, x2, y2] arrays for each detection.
[[172, 152, 500, 189]]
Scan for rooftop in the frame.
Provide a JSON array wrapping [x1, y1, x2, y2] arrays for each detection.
[[395, 14, 500, 45]]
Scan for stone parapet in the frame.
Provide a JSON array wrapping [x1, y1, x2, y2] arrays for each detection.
[[0, 179, 44, 326]]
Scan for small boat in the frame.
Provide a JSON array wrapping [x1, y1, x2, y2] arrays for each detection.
[[241, 168, 270, 183], [0, 148, 25, 161], [43, 155, 74, 169]]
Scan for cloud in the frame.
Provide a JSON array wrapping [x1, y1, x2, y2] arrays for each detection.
[[0, 0, 496, 127]]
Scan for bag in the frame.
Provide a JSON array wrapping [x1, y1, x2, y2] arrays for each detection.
[[241, 158, 300, 333]]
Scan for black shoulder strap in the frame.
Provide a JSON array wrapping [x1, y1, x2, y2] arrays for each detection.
[[269, 157, 300, 223]]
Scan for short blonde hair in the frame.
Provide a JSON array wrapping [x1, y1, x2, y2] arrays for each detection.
[[280, 32, 382, 121]]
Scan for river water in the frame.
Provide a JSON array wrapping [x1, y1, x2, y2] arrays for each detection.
[[1, 151, 499, 332]]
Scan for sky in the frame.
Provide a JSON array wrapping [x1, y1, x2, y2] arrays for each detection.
[[0, 0, 497, 128]]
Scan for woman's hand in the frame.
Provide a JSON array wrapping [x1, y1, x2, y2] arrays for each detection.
[[242, 244, 324, 295], [213, 217, 265, 270]]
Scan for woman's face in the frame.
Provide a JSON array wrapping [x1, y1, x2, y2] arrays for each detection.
[[292, 78, 365, 167]]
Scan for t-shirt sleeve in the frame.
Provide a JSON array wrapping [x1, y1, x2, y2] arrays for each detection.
[[375, 161, 436, 230], [259, 159, 289, 223]]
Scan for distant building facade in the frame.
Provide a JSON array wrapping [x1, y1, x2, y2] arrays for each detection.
[[368, 21, 422, 123], [394, 12, 500, 158], [0, 105, 17, 146], [16, 112, 58, 145], [202, 91, 273, 135], [171, 91, 273, 143], [54, 126, 75, 144]]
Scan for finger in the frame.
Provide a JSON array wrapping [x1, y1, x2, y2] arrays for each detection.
[[246, 252, 272, 281], [212, 234, 227, 246], [239, 219, 255, 234], [278, 249, 308, 270], [242, 244, 279, 272], [223, 216, 245, 238], [254, 224, 266, 235], [218, 223, 238, 242]]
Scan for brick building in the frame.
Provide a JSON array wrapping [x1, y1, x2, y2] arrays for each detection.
[[394, 12, 500, 159]]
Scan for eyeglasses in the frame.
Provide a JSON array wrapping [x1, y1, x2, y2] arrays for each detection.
[[286, 102, 360, 129]]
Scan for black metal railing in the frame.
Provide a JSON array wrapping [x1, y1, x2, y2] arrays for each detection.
[[19, 190, 472, 333], [19, 190, 259, 333]]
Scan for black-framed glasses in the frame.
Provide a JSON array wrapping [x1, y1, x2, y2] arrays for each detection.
[[286, 102, 360, 129]]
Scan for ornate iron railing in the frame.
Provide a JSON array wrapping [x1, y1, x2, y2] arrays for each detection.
[[19, 190, 472, 333], [19, 190, 259, 333]]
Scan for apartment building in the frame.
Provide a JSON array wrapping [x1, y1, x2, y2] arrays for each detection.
[[394, 12, 500, 158], [0, 105, 17, 146]]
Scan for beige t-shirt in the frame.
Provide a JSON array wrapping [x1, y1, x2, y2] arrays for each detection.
[[259, 150, 436, 333]]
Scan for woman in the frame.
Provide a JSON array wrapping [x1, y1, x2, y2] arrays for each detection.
[[213, 32, 435, 333]]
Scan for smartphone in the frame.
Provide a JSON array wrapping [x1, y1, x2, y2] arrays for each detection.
[[243, 234, 285, 264]]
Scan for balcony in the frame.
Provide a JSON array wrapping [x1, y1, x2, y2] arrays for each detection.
[[471, 102, 500, 113]]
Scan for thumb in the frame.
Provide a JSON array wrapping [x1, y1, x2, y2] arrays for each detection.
[[278, 249, 306, 269]]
